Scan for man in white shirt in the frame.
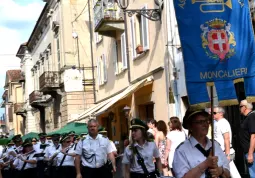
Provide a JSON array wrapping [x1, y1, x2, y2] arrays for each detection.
[[213, 106, 241, 178]]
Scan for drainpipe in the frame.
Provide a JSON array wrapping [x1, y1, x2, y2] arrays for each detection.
[[123, 11, 131, 83], [88, 0, 97, 103]]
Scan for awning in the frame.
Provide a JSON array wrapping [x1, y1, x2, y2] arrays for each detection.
[[94, 78, 148, 116], [73, 77, 149, 122], [22, 132, 39, 140]]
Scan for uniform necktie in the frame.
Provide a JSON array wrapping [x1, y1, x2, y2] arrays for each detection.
[[195, 144, 212, 178]]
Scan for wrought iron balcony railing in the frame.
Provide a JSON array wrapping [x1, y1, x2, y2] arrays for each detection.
[[94, 0, 124, 35], [39, 71, 60, 92]]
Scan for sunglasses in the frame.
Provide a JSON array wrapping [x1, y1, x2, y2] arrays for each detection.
[[213, 112, 218, 115], [65, 141, 71, 143], [239, 105, 245, 108]]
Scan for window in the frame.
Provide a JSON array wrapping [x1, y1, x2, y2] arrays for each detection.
[[97, 54, 107, 86], [56, 35, 61, 70], [95, 32, 103, 44], [113, 41, 119, 75], [121, 33, 127, 70], [130, 4, 150, 59]]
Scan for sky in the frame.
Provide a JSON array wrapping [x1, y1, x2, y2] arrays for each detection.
[[0, 0, 45, 115]]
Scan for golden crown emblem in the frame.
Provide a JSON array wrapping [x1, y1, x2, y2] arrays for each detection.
[[207, 19, 226, 28]]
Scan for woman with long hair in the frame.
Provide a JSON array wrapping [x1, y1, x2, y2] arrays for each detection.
[[155, 120, 170, 176], [167, 117, 186, 176], [122, 118, 163, 178]]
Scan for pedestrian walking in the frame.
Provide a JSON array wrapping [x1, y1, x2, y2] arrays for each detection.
[[75, 119, 116, 178], [155, 120, 170, 176], [166, 117, 186, 176], [213, 106, 241, 178], [172, 109, 230, 178], [122, 118, 163, 178], [239, 100, 255, 177]]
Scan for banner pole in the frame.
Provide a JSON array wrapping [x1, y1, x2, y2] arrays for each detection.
[[210, 85, 215, 156]]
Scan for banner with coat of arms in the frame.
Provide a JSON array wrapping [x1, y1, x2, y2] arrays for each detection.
[[174, 0, 255, 107]]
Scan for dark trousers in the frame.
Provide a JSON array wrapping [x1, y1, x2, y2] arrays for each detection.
[[81, 166, 112, 178], [37, 160, 46, 178], [130, 172, 157, 178], [21, 168, 37, 178], [46, 166, 57, 178], [2, 169, 12, 178], [55, 166, 76, 178]]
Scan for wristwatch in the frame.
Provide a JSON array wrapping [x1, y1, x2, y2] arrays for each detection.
[[225, 154, 230, 157]]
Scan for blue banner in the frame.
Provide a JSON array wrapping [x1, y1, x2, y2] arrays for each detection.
[[174, 0, 255, 106]]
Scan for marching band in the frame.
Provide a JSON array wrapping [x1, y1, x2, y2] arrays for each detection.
[[0, 131, 84, 178]]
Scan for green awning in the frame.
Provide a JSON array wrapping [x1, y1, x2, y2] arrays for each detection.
[[22, 132, 39, 140], [49, 122, 88, 135]]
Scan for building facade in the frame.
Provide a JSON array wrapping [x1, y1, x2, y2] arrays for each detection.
[[1, 70, 25, 135], [69, 0, 188, 153], [15, 0, 95, 133]]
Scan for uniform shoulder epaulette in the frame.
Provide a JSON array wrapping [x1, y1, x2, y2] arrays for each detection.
[[175, 141, 185, 150]]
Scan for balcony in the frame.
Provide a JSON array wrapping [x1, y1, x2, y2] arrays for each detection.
[[39, 71, 60, 93], [94, 0, 124, 38], [14, 103, 25, 114], [29, 90, 43, 105]]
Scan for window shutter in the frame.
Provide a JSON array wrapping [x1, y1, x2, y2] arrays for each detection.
[[121, 33, 127, 69], [113, 41, 118, 75], [130, 16, 136, 59], [97, 58, 101, 86], [103, 54, 108, 83], [141, 5, 149, 50], [8, 106, 13, 122]]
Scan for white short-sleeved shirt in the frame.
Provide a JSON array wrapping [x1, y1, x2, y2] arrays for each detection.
[[166, 130, 186, 167], [109, 141, 117, 153], [122, 141, 160, 173], [56, 148, 75, 166], [214, 118, 234, 154], [173, 136, 230, 178], [45, 144, 61, 166], [13, 153, 37, 170], [75, 134, 112, 168], [34, 141, 51, 160]]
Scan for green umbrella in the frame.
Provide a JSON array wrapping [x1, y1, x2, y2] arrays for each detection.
[[22, 132, 39, 140], [49, 122, 88, 135], [0, 138, 11, 145]]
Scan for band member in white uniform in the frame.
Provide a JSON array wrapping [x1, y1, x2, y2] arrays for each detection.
[[1, 140, 15, 178], [13, 138, 37, 178], [75, 119, 116, 178], [44, 134, 61, 178], [34, 133, 51, 178], [55, 133, 76, 178], [122, 118, 163, 178], [173, 109, 230, 178]]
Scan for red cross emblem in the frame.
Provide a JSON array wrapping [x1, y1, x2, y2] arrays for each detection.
[[207, 29, 230, 60]]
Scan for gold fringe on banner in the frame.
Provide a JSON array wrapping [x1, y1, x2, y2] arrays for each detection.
[[219, 99, 239, 106], [233, 78, 244, 84], [247, 97, 255, 103], [206, 82, 214, 86]]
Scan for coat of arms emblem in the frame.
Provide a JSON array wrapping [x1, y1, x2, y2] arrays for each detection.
[[200, 18, 236, 61]]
